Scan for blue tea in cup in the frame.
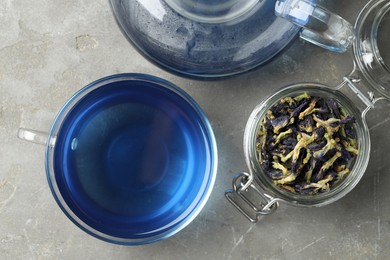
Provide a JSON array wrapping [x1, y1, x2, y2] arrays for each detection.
[[18, 74, 217, 245]]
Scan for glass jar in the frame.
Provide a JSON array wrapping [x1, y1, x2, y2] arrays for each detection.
[[225, 0, 390, 222]]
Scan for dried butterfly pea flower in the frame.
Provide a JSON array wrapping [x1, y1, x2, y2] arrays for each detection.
[[290, 100, 309, 119], [312, 151, 341, 183], [306, 140, 327, 151], [294, 92, 310, 102], [298, 116, 315, 133], [273, 129, 293, 145], [271, 115, 290, 134], [256, 92, 359, 195], [299, 99, 318, 120], [326, 98, 342, 119]]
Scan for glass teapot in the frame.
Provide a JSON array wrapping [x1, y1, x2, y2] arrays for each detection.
[[110, 0, 355, 78]]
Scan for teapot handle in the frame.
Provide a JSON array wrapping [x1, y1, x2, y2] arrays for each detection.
[[275, 0, 355, 53]]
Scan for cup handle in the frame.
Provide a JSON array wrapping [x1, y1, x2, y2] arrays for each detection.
[[17, 128, 49, 146], [275, 0, 355, 53]]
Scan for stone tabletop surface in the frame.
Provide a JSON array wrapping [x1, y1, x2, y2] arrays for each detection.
[[1, 0, 390, 259]]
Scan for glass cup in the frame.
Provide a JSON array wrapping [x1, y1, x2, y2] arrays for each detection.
[[225, 0, 390, 222], [18, 73, 218, 245]]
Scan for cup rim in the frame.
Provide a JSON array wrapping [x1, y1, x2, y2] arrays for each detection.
[[44, 73, 218, 245]]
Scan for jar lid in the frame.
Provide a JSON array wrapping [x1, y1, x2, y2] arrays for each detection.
[[353, 0, 390, 98]]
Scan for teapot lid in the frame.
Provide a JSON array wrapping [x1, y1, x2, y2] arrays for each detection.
[[110, 0, 300, 78]]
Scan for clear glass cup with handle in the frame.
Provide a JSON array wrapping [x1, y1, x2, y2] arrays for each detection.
[[18, 73, 218, 245]]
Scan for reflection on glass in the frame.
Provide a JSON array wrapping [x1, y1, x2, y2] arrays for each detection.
[[164, 0, 258, 23], [377, 10, 390, 71]]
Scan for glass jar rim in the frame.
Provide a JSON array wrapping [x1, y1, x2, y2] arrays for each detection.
[[243, 83, 370, 207]]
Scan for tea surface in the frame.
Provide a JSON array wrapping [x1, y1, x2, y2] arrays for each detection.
[[52, 80, 212, 238]]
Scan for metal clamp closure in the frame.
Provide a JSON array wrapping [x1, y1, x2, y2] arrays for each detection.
[[225, 172, 279, 223]]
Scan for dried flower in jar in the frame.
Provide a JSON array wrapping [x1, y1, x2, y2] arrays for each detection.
[[256, 92, 359, 195]]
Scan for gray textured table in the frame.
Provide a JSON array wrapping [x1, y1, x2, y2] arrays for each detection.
[[1, 0, 390, 259]]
